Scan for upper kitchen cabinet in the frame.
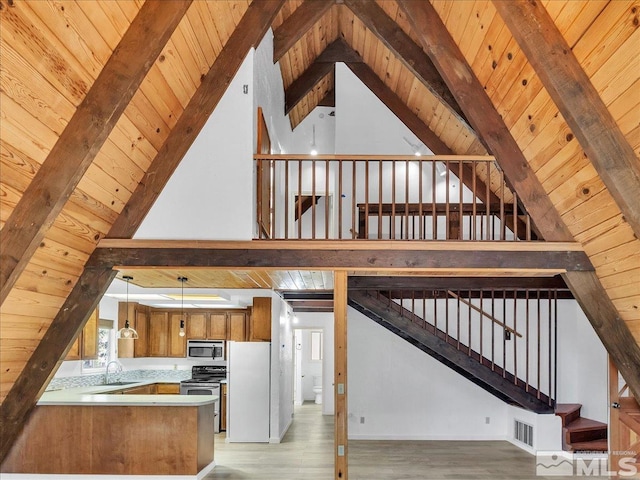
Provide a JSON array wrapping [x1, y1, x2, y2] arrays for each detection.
[[228, 312, 248, 342], [148, 311, 169, 357], [186, 310, 249, 341], [168, 312, 187, 357], [64, 308, 99, 361], [186, 313, 208, 339], [250, 297, 272, 342], [117, 302, 149, 358]]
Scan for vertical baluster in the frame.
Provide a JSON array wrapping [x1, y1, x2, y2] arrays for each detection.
[[422, 291, 426, 329], [502, 290, 507, 379], [525, 289, 530, 392], [500, 169, 505, 241], [411, 290, 415, 326], [526, 214, 531, 242], [434, 291, 438, 334], [491, 290, 495, 371], [513, 290, 518, 385], [338, 160, 343, 240], [537, 289, 541, 399], [297, 159, 303, 239], [513, 191, 519, 241], [548, 289, 553, 405], [553, 289, 558, 406], [419, 160, 424, 239], [479, 290, 484, 360], [472, 161, 477, 240], [432, 161, 437, 240], [378, 160, 383, 240], [445, 289, 449, 343], [365, 161, 369, 239], [311, 158, 317, 239], [485, 162, 491, 241], [467, 289, 472, 356], [284, 160, 289, 239], [456, 291, 460, 351], [352, 160, 357, 239], [325, 159, 330, 239], [405, 158, 410, 240], [391, 161, 396, 239], [271, 159, 276, 239], [445, 161, 450, 240], [458, 161, 463, 240]]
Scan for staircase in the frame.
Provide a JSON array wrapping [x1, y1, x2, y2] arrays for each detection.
[[555, 404, 608, 452], [349, 290, 555, 413]]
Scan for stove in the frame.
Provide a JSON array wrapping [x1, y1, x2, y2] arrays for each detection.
[[180, 365, 227, 433]]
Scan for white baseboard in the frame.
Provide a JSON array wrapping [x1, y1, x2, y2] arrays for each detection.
[[347, 433, 507, 441], [270, 416, 293, 444]]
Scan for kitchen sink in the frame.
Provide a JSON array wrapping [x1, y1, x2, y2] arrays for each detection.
[[106, 381, 138, 386]]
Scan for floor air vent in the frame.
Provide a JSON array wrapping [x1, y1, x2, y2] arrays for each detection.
[[514, 420, 534, 447]]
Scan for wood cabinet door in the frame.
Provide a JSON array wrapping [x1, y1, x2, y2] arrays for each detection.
[[250, 297, 271, 341], [221, 383, 227, 431], [148, 311, 169, 356], [187, 313, 207, 339], [134, 308, 149, 357], [81, 308, 99, 359], [65, 336, 81, 360], [168, 313, 186, 357], [228, 312, 247, 342], [156, 383, 180, 394], [209, 313, 227, 340]]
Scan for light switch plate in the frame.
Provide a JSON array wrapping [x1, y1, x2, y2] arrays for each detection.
[[337, 383, 345, 395]]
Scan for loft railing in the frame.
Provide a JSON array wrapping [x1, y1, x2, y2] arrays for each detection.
[[255, 155, 537, 241], [378, 288, 558, 408]]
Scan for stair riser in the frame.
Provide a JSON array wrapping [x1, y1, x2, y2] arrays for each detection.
[[561, 408, 582, 427], [566, 428, 608, 444]]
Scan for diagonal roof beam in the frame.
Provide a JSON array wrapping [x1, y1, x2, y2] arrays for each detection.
[[493, 0, 640, 240], [0, 0, 285, 463], [0, 0, 193, 307], [273, 0, 335, 63], [285, 62, 334, 115], [397, 0, 640, 401], [110, 0, 285, 237], [343, 0, 468, 126]]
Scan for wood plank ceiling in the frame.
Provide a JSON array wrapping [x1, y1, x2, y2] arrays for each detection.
[[0, 0, 638, 461]]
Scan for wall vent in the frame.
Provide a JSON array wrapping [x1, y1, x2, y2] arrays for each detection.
[[514, 420, 534, 447]]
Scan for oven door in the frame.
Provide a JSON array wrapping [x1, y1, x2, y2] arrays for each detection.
[[180, 383, 221, 433]]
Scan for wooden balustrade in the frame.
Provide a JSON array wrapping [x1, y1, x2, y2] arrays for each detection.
[[255, 155, 535, 241], [378, 288, 557, 407]]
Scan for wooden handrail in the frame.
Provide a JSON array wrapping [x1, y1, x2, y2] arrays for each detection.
[[254, 154, 496, 161], [446, 290, 523, 338]]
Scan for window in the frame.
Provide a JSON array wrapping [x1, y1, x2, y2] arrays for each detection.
[[310, 330, 323, 361], [82, 320, 116, 372]]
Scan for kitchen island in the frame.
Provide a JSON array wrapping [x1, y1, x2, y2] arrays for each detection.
[[2, 381, 216, 478]]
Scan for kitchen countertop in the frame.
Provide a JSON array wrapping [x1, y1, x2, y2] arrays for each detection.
[[39, 380, 217, 407]]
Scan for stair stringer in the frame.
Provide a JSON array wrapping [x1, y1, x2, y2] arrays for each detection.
[[349, 291, 554, 414]]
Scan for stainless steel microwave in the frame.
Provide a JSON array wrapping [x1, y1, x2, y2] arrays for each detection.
[[186, 339, 225, 361]]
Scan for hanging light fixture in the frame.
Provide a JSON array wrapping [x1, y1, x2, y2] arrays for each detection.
[[178, 276, 187, 337], [117, 275, 139, 339], [310, 124, 318, 156]]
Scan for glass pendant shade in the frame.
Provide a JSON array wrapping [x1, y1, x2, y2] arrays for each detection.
[[117, 275, 139, 340]]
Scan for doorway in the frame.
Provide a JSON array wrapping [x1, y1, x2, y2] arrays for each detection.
[[294, 328, 324, 406]]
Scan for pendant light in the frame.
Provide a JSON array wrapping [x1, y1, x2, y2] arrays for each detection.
[[178, 276, 187, 337], [117, 275, 139, 339]]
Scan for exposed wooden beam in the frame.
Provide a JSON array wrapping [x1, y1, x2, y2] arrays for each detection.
[[397, 0, 640, 400], [348, 275, 569, 291], [317, 89, 335, 108], [493, 0, 640, 240], [316, 38, 363, 64], [90, 239, 592, 272], [334, 270, 348, 479], [343, 0, 467, 125], [0, 0, 192, 306], [0, 265, 117, 462], [285, 62, 334, 115], [273, 0, 335, 62], [109, 0, 285, 237]]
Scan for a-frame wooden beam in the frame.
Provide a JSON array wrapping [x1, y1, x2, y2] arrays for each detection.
[[397, 0, 640, 400], [110, 0, 285, 237], [0, 0, 193, 307], [493, 0, 640, 240], [273, 0, 335, 63], [334, 270, 348, 479], [285, 62, 334, 115], [0, 0, 285, 464], [343, 0, 467, 126]]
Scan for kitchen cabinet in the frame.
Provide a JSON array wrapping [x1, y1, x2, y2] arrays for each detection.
[[148, 311, 169, 357], [186, 310, 248, 341], [117, 302, 149, 358], [156, 383, 180, 394], [250, 297, 271, 341], [168, 313, 186, 357], [186, 313, 207, 339], [123, 384, 156, 394], [220, 383, 227, 431], [228, 312, 247, 342], [209, 313, 227, 339], [65, 308, 99, 361]]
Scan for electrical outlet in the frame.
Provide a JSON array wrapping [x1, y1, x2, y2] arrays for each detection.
[[360, 416, 365, 424], [485, 417, 490, 424]]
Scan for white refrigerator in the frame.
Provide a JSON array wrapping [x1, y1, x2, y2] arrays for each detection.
[[227, 341, 271, 442]]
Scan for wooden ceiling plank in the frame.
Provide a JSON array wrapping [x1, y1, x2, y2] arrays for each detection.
[[109, 0, 285, 238], [396, 0, 640, 400], [273, 0, 335, 62], [0, 0, 193, 307], [493, 0, 640, 240], [343, 0, 467, 126], [284, 61, 334, 115]]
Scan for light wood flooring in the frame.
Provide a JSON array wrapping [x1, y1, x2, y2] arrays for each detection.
[[207, 403, 608, 479]]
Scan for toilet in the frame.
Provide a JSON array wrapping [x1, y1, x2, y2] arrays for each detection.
[[312, 376, 323, 404]]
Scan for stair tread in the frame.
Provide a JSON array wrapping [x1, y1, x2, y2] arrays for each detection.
[[569, 439, 608, 452], [565, 417, 607, 432], [555, 403, 582, 415]]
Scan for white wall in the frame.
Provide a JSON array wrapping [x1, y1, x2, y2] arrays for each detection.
[[299, 329, 323, 401], [135, 50, 255, 240]]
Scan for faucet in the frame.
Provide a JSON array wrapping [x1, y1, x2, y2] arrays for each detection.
[[105, 360, 122, 384]]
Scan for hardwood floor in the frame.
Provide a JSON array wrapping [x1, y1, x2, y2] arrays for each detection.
[[207, 403, 608, 479]]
